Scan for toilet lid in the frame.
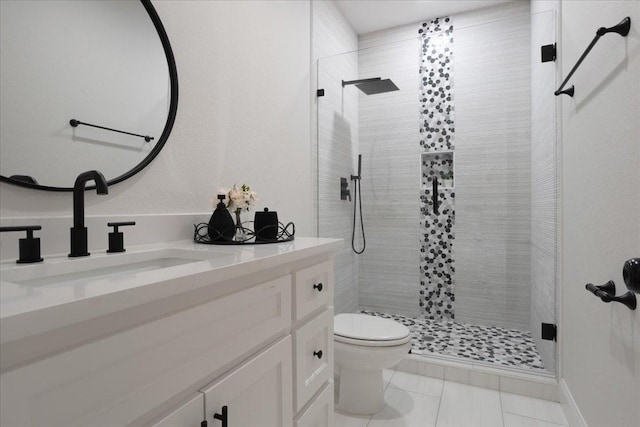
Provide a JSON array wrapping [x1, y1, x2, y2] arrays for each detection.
[[334, 313, 411, 341]]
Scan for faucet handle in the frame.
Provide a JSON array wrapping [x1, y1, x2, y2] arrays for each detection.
[[0, 225, 44, 263], [107, 222, 136, 253]]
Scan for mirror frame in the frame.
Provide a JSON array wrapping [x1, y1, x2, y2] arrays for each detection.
[[0, 0, 178, 192]]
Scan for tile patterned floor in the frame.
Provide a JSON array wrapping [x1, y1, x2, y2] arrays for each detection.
[[360, 310, 547, 372], [335, 369, 569, 427]]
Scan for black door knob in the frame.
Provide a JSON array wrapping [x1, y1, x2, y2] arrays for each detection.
[[313, 350, 323, 359], [313, 282, 323, 292]]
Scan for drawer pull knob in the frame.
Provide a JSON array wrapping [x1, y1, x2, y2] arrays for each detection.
[[213, 405, 228, 427], [313, 350, 323, 359], [313, 282, 323, 292]]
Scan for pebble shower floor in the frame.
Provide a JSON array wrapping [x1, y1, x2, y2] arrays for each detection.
[[360, 310, 547, 372]]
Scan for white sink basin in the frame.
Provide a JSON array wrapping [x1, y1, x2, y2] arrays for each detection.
[[1, 248, 216, 288]]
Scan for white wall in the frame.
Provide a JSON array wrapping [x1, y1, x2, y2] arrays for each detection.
[[559, 1, 640, 425], [0, 1, 313, 248]]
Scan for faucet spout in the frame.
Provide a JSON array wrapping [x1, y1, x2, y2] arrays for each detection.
[[69, 170, 108, 257]]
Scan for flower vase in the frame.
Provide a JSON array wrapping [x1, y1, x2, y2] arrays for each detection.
[[234, 210, 248, 242]]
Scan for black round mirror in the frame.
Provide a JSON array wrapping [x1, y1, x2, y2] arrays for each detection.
[[0, 0, 178, 191]]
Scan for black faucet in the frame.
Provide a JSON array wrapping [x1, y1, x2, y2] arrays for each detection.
[[69, 170, 108, 257]]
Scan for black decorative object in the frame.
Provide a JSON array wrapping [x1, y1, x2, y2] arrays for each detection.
[[555, 16, 631, 97], [0, 225, 44, 263], [194, 220, 295, 245], [254, 208, 279, 242], [107, 221, 136, 253], [623, 258, 640, 294], [208, 195, 235, 242], [585, 280, 636, 310]]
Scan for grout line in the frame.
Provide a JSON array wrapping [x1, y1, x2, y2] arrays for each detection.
[[433, 380, 445, 427], [502, 410, 569, 426], [499, 387, 506, 427]]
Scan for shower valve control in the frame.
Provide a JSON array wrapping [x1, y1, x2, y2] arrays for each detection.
[[340, 177, 351, 201]]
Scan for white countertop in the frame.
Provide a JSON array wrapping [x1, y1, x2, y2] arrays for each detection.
[[0, 237, 341, 372]]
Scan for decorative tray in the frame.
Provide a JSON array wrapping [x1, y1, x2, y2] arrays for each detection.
[[193, 221, 295, 245]]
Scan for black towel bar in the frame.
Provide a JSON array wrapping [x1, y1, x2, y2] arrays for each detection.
[[70, 119, 154, 142], [555, 17, 631, 97]]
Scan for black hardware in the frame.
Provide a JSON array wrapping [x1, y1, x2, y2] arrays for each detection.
[[350, 154, 362, 181], [313, 282, 323, 292], [541, 44, 556, 63], [70, 119, 154, 142], [432, 178, 439, 215], [213, 405, 227, 427], [555, 17, 631, 97], [340, 178, 351, 201], [317, 88, 325, 97], [343, 77, 382, 87], [69, 170, 108, 257], [623, 258, 640, 294], [106, 221, 136, 253], [313, 350, 323, 359], [541, 323, 557, 341], [585, 280, 636, 310], [351, 154, 366, 255], [201, 421, 208, 427], [0, 225, 44, 263]]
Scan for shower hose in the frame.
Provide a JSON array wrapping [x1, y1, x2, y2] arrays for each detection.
[[351, 177, 366, 254]]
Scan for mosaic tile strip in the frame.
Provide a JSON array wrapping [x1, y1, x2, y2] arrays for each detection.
[[419, 17, 455, 152], [360, 310, 547, 372], [419, 18, 456, 321], [420, 187, 455, 320]]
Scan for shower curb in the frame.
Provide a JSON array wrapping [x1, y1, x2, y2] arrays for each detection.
[[395, 353, 560, 402]]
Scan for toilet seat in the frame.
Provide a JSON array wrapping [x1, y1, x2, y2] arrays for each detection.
[[334, 313, 411, 347]]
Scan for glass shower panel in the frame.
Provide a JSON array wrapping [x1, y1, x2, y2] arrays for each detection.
[[317, 10, 557, 375]]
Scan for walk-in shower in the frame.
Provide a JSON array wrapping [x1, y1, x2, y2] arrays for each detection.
[[317, 7, 558, 375]]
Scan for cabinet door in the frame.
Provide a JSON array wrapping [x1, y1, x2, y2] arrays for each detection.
[[151, 394, 204, 427], [294, 382, 333, 427], [202, 336, 293, 427]]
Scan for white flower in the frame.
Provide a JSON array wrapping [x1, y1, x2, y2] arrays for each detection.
[[214, 184, 258, 212]]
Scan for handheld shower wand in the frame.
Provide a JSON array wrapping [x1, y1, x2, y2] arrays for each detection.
[[351, 154, 366, 254]]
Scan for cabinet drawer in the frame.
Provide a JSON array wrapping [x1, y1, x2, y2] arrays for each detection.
[[293, 308, 333, 413], [293, 260, 333, 322], [0, 275, 291, 427], [295, 381, 334, 427], [202, 336, 293, 427]]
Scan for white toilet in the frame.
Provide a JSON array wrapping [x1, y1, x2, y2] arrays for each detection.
[[334, 313, 411, 414]]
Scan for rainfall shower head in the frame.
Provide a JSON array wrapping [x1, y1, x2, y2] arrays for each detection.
[[342, 77, 399, 95]]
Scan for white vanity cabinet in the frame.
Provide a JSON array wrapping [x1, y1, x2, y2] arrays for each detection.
[[0, 239, 339, 427]]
